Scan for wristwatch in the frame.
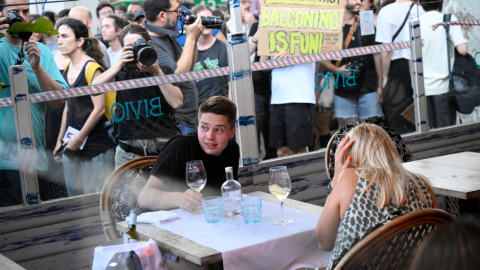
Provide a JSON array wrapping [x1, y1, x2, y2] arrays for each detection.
[[251, 36, 258, 44]]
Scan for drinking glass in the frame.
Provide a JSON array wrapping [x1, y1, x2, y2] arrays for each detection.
[[186, 160, 207, 214], [268, 166, 294, 225], [202, 196, 224, 223]]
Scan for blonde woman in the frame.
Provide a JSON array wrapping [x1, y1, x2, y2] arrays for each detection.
[[316, 123, 437, 269]]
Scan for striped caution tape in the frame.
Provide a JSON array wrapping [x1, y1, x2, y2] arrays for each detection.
[[431, 19, 480, 31], [0, 40, 413, 108]]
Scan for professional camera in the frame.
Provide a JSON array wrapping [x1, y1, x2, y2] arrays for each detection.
[[182, 11, 223, 30], [125, 38, 158, 71], [345, 61, 363, 79], [0, 11, 32, 41]]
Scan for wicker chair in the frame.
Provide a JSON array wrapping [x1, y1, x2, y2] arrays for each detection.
[[100, 156, 158, 241], [325, 120, 414, 180], [332, 209, 454, 270]]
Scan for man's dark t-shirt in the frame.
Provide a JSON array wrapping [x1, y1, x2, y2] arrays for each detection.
[[193, 39, 229, 106], [248, 22, 272, 96], [150, 35, 199, 129], [114, 65, 179, 140], [150, 131, 240, 198], [333, 23, 378, 97]]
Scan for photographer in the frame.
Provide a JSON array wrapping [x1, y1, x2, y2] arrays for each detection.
[[92, 24, 183, 169], [321, 0, 383, 128], [143, 0, 203, 134], [0, 1, 68, 207]]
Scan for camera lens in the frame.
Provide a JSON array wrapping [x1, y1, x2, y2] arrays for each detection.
[[202, 16, 223, 29], [137, 47, 157, 66]]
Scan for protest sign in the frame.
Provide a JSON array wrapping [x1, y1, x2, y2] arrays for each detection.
[[258, 0, 345, 57]]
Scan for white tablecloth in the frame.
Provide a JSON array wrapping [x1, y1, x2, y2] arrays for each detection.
[[155, 198, 331, 270]]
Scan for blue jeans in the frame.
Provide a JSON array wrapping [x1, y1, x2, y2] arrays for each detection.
[[334, 92, 383, 120], [177, 123, 195, 135], [63, 148, 115, 197]]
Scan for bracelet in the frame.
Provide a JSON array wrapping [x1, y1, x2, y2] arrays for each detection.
[[251, 36, 258, 44], [32, 65, 42, 73]]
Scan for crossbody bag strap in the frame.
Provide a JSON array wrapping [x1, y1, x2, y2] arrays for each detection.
[[335, 15, 359, 67], [392, 3, 414, 43], [443, 14, 454, 92]]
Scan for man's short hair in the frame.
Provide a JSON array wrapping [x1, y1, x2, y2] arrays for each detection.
[[420, 0, 442, 12], [183, 1, 195, 10], [96, 2, 115, 18], [43, 10, 55, 25], [130, 1, 143, 8], [115, 3, 128, 13], [192, 4, 211, 16], [55, 9, 70, 21], [105, 14, 127, 31], [198, 96, 237, 130], [143, 0, 172, 23], [0, 0, 5, 13]]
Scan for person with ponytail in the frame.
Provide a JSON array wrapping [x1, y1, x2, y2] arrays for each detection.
[[53, 18, 114, 197], [315, 123, 438, 270]]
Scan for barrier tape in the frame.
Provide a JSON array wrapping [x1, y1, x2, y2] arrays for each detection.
[[431, 19, 480, 31], [0, 40, 413, 108]]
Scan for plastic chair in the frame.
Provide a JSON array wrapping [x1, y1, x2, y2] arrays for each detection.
[[332, 209, 454, 270], [100, 156, 158, 241]]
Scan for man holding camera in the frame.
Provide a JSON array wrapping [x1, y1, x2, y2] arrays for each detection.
[[192, 5, 229, 106], [320, 0, 383, 128], [0, 0, 68, 206], [143, 0, 204, 134]]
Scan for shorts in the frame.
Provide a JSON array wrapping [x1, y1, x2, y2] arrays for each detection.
[[334, 92, 384, 119], [269, 103, 315, 148]]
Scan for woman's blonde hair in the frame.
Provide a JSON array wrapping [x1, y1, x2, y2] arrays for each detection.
[[345, 123, 430, 208]]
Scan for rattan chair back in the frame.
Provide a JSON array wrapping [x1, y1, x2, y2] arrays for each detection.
[[325, 120, 413, 180], [100, 156, 158, 241], [333, 209, 454, 270]]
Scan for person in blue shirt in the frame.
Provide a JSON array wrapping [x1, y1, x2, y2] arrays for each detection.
[[0, 1, 68, 207]]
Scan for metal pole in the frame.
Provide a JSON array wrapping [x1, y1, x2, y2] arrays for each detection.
[[9, 65, 41, 206], [227, 0, 259, 166], [409, 19, 429, 133]]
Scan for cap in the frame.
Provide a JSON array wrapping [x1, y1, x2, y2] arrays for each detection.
[[129, 209, 138, 215], [225, 167, 233, 172], [134, 9, 144, 22]]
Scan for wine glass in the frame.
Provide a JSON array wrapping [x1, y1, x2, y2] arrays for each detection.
[[268, 166, 294, 225], [186, 160, 207, 214]]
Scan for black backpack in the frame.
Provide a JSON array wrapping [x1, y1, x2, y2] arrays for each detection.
[[444, 14, 480, 114]]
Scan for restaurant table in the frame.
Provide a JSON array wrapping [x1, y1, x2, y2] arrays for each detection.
[[403, 151, 480, 216], [116, 191, 325, 270]]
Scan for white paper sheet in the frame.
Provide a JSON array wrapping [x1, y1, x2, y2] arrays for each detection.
[[157, 198, 331, 270], [62, 126, 88, 150]]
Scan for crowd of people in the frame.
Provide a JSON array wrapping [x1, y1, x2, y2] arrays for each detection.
[[0, 0, 478, 269], [0, 0, 474, 206]]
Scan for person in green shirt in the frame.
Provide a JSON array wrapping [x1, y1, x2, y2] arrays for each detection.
[[0, 0, 68, 207]]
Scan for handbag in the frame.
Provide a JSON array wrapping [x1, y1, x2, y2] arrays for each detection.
[[444, 14, 480, 114]]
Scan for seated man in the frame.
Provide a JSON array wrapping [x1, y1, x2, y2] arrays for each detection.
[[138, 96, 240, 211]]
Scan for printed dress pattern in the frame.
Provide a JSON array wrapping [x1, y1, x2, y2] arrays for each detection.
[[326, 175, 434, 270]]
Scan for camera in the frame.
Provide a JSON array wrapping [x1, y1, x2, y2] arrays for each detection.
[[182, 11, 223, 30], [125, 38, 158, 71], [345, 61, 363, 79], [0, 11, 32, 42]]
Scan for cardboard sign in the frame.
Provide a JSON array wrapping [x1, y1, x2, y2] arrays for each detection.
[[258, 0, 345, 57]]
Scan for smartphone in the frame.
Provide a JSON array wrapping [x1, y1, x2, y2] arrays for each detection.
[[54, 141, 67, 157]]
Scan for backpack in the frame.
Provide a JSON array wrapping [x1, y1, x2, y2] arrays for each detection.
[[63, 61, 116, 120]]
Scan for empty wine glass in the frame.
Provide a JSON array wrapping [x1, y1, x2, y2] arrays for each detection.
[[186, 160, 207, 214], [268, 166, 294, 225]]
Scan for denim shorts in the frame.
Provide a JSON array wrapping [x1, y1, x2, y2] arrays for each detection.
[[334, 92, 384, 119]]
